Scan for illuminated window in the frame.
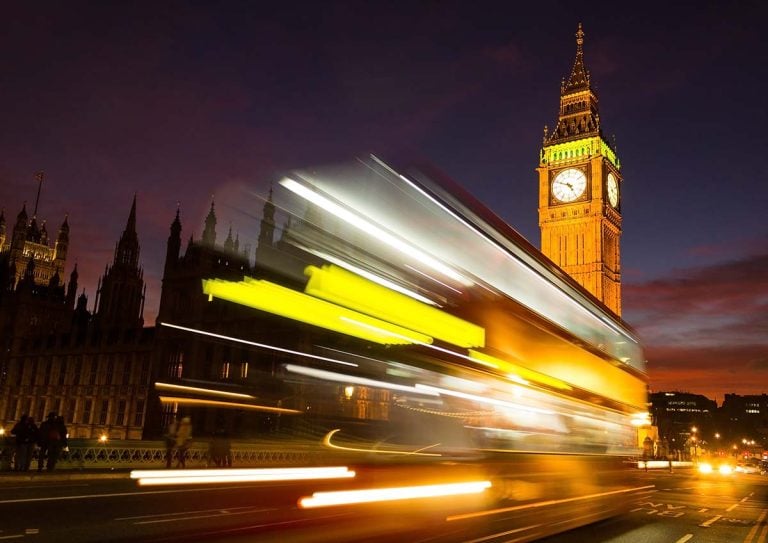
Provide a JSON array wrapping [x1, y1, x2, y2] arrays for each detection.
[[220, 362, 231, 380], [240, 362, 249, 379], [168, 350, 184, 379]]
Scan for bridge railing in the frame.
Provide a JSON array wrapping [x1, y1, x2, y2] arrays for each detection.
[[0, 438, 322, 471]]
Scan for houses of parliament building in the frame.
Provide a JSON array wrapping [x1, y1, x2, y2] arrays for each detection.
[[1, 25, 629, 441]]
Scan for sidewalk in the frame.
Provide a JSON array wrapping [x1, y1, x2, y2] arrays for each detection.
[[0, 468, 134, 483]]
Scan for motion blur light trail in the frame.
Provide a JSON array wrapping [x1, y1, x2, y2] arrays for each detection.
[[130, 466, 356, 486], [298, 480, 492, 508], [322, 429, 442, 457]]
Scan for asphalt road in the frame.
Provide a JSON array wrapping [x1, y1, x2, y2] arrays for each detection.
[[1, 470, 766, 542]]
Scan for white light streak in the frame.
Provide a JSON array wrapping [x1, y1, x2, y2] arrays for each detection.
[[131, 467, 355, 486], [160, 322, 357, 367], [280, 177, 472, 286], [285, 364, 439, 396]]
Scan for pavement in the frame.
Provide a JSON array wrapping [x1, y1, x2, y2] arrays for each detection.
[[0, 468, 134, 482]]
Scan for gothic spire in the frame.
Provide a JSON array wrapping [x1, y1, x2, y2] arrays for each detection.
[[545, 23, 603, 146], [258, 185, 276, 249], [202, 197, 217, 245], [563, 23, 590, 93], [114, 195, 140, 268]]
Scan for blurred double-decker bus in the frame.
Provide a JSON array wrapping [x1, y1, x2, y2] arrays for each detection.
[[160, 155, 650, 541]]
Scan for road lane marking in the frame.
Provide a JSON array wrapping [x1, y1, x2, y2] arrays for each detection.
[[0, 485, 248, 504], [462, 524, 541, 543], [742, 508, 767, 543], [447, 485, 655, 521], [727, 504, 739, 512], [674, 535, 693, 543], [698, 508, 709, 512], [741, 496, 750, 502], [0, 536, 24, 541], [115, 505, 265, 521], [134, 507, 275, 525], [699, 515, 721, 527]]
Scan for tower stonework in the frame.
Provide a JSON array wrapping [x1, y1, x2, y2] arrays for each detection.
[[537, 24, 622, 315]]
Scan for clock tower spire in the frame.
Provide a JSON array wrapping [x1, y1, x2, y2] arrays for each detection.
[[537, 24, 623, 315]]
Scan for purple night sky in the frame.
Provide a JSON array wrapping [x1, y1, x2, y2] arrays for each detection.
[[1, 2, 766, 401]]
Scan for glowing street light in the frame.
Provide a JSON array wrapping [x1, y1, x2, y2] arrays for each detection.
[[99, 434, 108, 443]]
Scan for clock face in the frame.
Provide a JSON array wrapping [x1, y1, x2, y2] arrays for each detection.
[[607, 173, 619, 208], [552, 168, 587, 203]]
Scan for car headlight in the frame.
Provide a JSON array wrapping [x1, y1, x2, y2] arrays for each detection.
[[719, 464, 733, 475], [698, 463, 713, 474]]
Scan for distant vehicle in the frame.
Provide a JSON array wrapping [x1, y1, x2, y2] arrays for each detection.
[[757, 459, 768, 475], [735, 458, 762, 474], [698, 458, 735, 476]]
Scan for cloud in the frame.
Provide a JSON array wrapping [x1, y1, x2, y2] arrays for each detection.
[[625, 242, 768, 398]]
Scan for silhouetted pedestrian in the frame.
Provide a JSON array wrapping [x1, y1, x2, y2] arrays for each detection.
[[164, 418, 178, 468], [11, 414, 38, 471], [38, 412, 64, 471], [208, 427, 232, 468], [174, 417, 192, 468]]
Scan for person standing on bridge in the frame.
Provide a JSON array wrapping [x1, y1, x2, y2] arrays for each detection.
[[164, 417, 178, 468], [174, 417, 193, 468], [11, 414, 38, 472], [37, 412, 64, 471]]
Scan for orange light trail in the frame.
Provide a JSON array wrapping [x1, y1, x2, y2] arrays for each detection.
[[130, 466, 356, 486], [322, 429, 442, 457], [298, 480, 492, 508], [158, 396, 302, 413], [155, 382, 256, 399]]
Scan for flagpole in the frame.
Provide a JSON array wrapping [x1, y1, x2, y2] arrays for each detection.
[[33, 171, 44, 217]]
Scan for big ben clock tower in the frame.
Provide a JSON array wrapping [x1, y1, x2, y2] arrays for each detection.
[[537, 24, 622, 316]]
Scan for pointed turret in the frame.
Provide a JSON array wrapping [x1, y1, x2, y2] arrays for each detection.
[[48, 270, 60, 288], [114, 195, 140, 267], [66, 263, 79, 308], [258, 185, 276, 249], [95, 195, 145, 329], [563, 23, 590, 93], [164, 206, 182, 274], [202, 198, 217, 246], [224, 226, 235, 251], [545, 23, 604, 146]]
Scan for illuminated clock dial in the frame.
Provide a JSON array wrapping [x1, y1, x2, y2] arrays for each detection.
[[607, 172, 619, 208], [552, 168, 587, 203]]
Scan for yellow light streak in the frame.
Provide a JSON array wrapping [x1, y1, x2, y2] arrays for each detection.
[[158, 396, 301, 414], [280, 177, 473, 286], [160, 322, 358, 367], [299, 480, 492, 509], [304, 264, 485, 348], [301, 247, 438, 306], [131, 466, 356, 486], [155, 382, 255, 399], [468, 350, 572, 391], [203, 277, 433, 346], [322, 429, 442, 457]]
